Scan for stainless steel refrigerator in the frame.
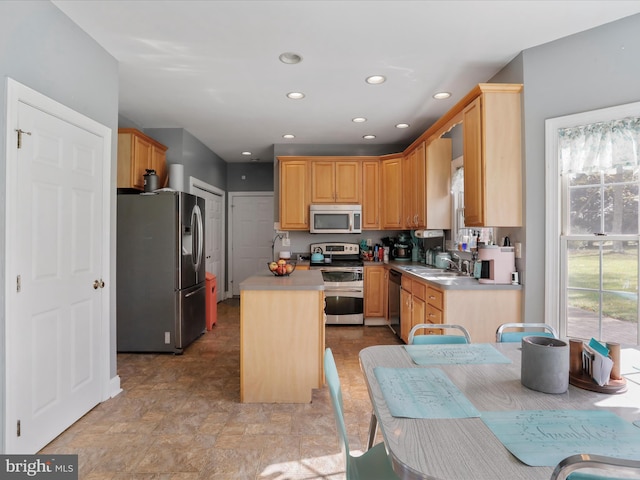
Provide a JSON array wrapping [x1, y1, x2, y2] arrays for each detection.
[[117, 191, 206, 353]]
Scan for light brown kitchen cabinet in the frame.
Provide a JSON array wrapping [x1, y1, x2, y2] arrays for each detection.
[[403, 274, 522, 343], [117, 128, 168, 190], [462, 86, 522, 227], [241, 287, 324, 403], [425, 138, 452, 229], [362, 160, 380, 229], [279, 158, 311, 230], [410, 280, 427, 334], [310, 159, 360, 204], [364, 265, 386, 319], [400, 280, 413, 344], [443, 289, 521, 343], [399, 276, 431, 343], [402, 142, 426, 229], [380, 155, 403, 229]]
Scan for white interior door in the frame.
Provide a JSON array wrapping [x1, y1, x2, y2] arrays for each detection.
[[5, 82, 108, 453], [230, 193, 274, 296]]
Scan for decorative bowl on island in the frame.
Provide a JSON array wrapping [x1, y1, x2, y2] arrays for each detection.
[[268, 259, 296, 276]]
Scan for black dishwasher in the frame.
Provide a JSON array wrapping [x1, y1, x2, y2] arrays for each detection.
[[388, 269, 401, 337]]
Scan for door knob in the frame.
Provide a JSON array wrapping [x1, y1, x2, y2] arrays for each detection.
[[93, 279, 105, 289]]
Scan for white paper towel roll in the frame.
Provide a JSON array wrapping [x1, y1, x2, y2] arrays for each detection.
[[168, 163, 184, 191]]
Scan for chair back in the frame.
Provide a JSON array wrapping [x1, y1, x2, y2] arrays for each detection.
[[496, 323, 558, 343], [550, 453, 640, 480], [324, 349, 351, 466], [408, 324, 471, 345]]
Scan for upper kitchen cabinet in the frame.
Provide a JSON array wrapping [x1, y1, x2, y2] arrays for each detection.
[[279, 158, 311, 230], [310, 158, 361, 204], [362, 159, 380, 229], [425, 137, 452, 229], [117, 128, 168, 191], [462, 85, 522, 227], [402, 142, 426, 229], [380, 154, 404, 229]]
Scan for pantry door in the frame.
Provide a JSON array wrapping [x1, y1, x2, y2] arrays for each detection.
[[229, 193, 274, 296], [4, 79, 111, 453]]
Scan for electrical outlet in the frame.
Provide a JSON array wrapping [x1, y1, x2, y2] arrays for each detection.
[[514, 242, 522, 259], [282, 237, 290, 247]]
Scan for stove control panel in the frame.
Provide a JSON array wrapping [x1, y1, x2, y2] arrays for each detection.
[[310, 242, 359, 255]]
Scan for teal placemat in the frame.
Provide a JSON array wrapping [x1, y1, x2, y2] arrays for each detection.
[[373, 367, 480, 419], [481, 410, 640, 467], [404, 343, 511, 365]]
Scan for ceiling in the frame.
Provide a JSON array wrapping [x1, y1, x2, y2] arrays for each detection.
[[52, 1, 640, 164]]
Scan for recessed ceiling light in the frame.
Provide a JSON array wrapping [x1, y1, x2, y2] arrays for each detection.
[[241, 151, 251, 156], [287, 92, 305, 100], [366, 75, 386, 85], [395, 123, 410, 129], [352, 117, 367, 123], [279, 52, 302, 64], [433, 91, 451, 100], [282, 134, 295, 139], [363, 135, 376, 140]]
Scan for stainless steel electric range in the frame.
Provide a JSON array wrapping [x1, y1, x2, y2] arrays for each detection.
[[309, 242, 364, 325]]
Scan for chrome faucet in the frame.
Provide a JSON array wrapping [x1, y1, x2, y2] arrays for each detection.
[[441, 257, 461, 272]]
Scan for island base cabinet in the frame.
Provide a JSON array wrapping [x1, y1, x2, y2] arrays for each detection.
[[240, 289, 324, 403], [444, 289, 521, 343]]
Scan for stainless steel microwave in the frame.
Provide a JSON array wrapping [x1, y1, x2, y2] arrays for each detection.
[[310, 204, 362, 234]]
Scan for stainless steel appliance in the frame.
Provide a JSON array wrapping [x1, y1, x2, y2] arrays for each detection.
[[117, 191, 206, 353], [310, 242, 363, 324], [388, 269, 401, 336], [309, 204, 362, 234]]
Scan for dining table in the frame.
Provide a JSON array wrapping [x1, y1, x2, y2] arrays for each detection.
[[359, 342, 640, 480]]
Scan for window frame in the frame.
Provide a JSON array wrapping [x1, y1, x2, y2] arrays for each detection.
[[545, 101, 640, 342]]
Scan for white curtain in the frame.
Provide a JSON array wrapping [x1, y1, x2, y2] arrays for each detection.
[[559, 116, 640, 173]]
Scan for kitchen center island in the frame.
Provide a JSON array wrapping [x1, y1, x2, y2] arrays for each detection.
[[239, 270, 325, 403]]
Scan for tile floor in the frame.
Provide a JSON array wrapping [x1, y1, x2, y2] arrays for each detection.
[[39, 299, 402, 479]]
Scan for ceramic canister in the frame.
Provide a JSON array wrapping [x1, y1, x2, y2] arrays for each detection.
[[521, 336, 569, 394]]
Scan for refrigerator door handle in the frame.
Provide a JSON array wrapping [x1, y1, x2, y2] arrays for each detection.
[[192, 204, 204, 272], [184, 284, 206, 298]]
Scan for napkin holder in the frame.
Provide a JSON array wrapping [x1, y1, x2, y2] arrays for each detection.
[[521, 336, 569, 394], [568, 339, 627, 394]]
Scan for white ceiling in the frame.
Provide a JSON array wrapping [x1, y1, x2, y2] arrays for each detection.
[[52, 0, 640, 164]]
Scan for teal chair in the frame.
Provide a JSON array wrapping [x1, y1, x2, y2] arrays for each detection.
[[324, 348, 400, 480], [496, 322, 558, 343], [408, 323, 471, 345], [550, 454, 640, 480]]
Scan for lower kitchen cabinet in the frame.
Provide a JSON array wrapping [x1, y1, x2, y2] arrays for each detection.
[[364, 265, 386, 319], [240, 288, 324, 403], [400, 285, 412, 343], [397, 270, 522, 344], [444, 289, 521, 343]]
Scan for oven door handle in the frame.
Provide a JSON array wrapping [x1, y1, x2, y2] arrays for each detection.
[[325, 288, 363, 293]]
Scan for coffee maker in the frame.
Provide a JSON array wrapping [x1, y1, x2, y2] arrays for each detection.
[[478, 246, 515, 284], [392, 233, 412, 261]]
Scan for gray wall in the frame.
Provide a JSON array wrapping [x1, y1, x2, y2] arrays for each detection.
[[145, 128, 227, 191], [227, 163, 274, 192], [0, 1, 119, 452], [506, 14, 640, 324]]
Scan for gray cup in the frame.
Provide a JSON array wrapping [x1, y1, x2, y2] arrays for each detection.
[[521, 336, 569, 394]]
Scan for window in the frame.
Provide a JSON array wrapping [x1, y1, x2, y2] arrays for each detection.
[[546, 105, 640, 345]]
